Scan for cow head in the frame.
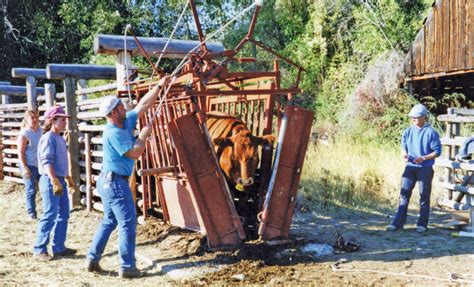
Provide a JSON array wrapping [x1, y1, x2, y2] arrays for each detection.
[[213, 127, 275, 191]]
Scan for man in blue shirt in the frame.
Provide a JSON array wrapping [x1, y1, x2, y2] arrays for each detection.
[[86, 77, 169, 278], [387, 104, 441, 233]]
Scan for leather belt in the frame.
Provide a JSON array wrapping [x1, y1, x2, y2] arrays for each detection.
[[103, 171, 129, 181]]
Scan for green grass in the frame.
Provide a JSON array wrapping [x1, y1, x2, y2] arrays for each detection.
[[299, 138, 405, 215]]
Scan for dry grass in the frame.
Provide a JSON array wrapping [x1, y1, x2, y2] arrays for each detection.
[[299, 139, 444, 215]]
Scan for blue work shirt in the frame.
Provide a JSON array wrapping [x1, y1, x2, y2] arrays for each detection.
[[37, 131, 69, 176], [401, 124, 441, 167], [18, 127, 42, 167], [101, 110, 138, 176]]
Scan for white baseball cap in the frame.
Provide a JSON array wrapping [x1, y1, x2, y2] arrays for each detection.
[[99, 96, 122, 117]]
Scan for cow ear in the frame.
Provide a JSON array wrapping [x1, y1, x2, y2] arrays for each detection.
[[254, 135, 275, 146], [213, 137, 233, 147], [232, 124, 246, 135]]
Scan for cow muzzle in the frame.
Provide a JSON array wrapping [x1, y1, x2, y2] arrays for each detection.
[[236, 177, 254, 191]]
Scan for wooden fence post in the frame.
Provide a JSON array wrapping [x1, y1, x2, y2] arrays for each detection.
[[44, 83, 56, 108], [85, 133, 92, 212], [116, 51, 133, 91], [445, 108, 454, 200], [64, 76, 81, 207], [0, 81, 11, 105], [26, 76, 37, 111], [77, 79, 87, 101], [0, 81, 11, 180]]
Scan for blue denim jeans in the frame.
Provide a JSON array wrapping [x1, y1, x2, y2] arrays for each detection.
[[33, 175, 70, 255], [392, 166, 434, 228], [87, 173, 137, 270], [21, 165, 40, 218]]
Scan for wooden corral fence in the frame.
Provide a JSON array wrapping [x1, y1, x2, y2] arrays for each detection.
[[436, 108, 474, 231], [0, 69, 55, 184]]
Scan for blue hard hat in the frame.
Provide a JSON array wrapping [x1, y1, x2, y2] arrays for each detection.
[[408, 104, 428, 118]]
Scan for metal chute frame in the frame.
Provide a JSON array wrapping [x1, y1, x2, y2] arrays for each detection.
[[119, 0, 311, 248]]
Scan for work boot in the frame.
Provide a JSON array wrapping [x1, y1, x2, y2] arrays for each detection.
[[119, 267, 142, 279], [86, 260, 102, 273], [34, 252, 52, 262], [53, 248, 77, 258]]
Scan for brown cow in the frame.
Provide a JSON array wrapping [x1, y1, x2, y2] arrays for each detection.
[[206, 111, 274, 191]]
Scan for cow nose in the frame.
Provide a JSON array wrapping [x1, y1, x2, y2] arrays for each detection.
[[237, 177, 254, 186]]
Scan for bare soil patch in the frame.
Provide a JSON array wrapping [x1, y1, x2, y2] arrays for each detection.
[[1, 180, 474, 285]]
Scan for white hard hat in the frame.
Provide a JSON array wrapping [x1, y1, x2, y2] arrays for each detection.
[[99, 96, 122, 117], [408, 104, 428, 118]]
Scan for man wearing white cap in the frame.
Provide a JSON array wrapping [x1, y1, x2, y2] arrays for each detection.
[[86, 77, 169, 278], [387, 104, 441, 233]]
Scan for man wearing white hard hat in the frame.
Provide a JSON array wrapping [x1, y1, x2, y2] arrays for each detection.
[[387, 104, 441, 233], [86, 77, 169, 278]]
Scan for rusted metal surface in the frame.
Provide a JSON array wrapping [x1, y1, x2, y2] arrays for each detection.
[[106, 0, 316, 248], [258, 105, 314, 240], [169, 112, 245, 247]]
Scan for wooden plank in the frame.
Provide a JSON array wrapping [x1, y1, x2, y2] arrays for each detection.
[[3, 166, 20, 174], [426, 15, 434, 73], [420, 25, 425, 74], [85, 133, 93, 212], [24, 76, 37, 107], [468, 0, 474, 68], [449, 0, 456, 70], [437, 114, 474, 123], [76, 83, 117, 95], [0, 122, 22, 128], [11, 68, 47, 79], [435, 158, 474, 171], [64, 77, 80, 207], [94, 34, 224, 58], [440, 136, 468, 146], [459, 0, 466, 69], [437, 181, 474, 195], [47, 64, 116, 80], [442, 0, 450, 71], [78, 124, 105, 132], [3, 176, 23, 184], [0, 85, 44, 96], [3, 157, 19, 164]]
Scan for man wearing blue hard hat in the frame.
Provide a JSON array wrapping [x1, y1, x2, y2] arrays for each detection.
[[387, 104, 441, 233]]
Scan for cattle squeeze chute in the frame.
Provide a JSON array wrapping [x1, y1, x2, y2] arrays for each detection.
[[107, 0, 314, 249]]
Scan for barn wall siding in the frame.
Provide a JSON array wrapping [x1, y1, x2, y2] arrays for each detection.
[[406, 0, 473, 78]]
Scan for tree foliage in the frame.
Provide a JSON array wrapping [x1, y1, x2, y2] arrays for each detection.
[[0, 0, 438, 142]]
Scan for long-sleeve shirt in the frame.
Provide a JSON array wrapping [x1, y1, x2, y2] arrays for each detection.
[[401, 124, 441, 167], [37, 131, 69, 176]]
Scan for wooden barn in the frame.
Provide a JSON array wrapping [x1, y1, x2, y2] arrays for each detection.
[[404, 0, 474, 102]]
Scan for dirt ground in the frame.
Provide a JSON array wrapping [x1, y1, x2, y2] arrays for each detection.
[[1, 180, 474, 286]]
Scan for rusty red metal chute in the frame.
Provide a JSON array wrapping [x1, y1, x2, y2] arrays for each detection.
[[121, 0, 314, 249]]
